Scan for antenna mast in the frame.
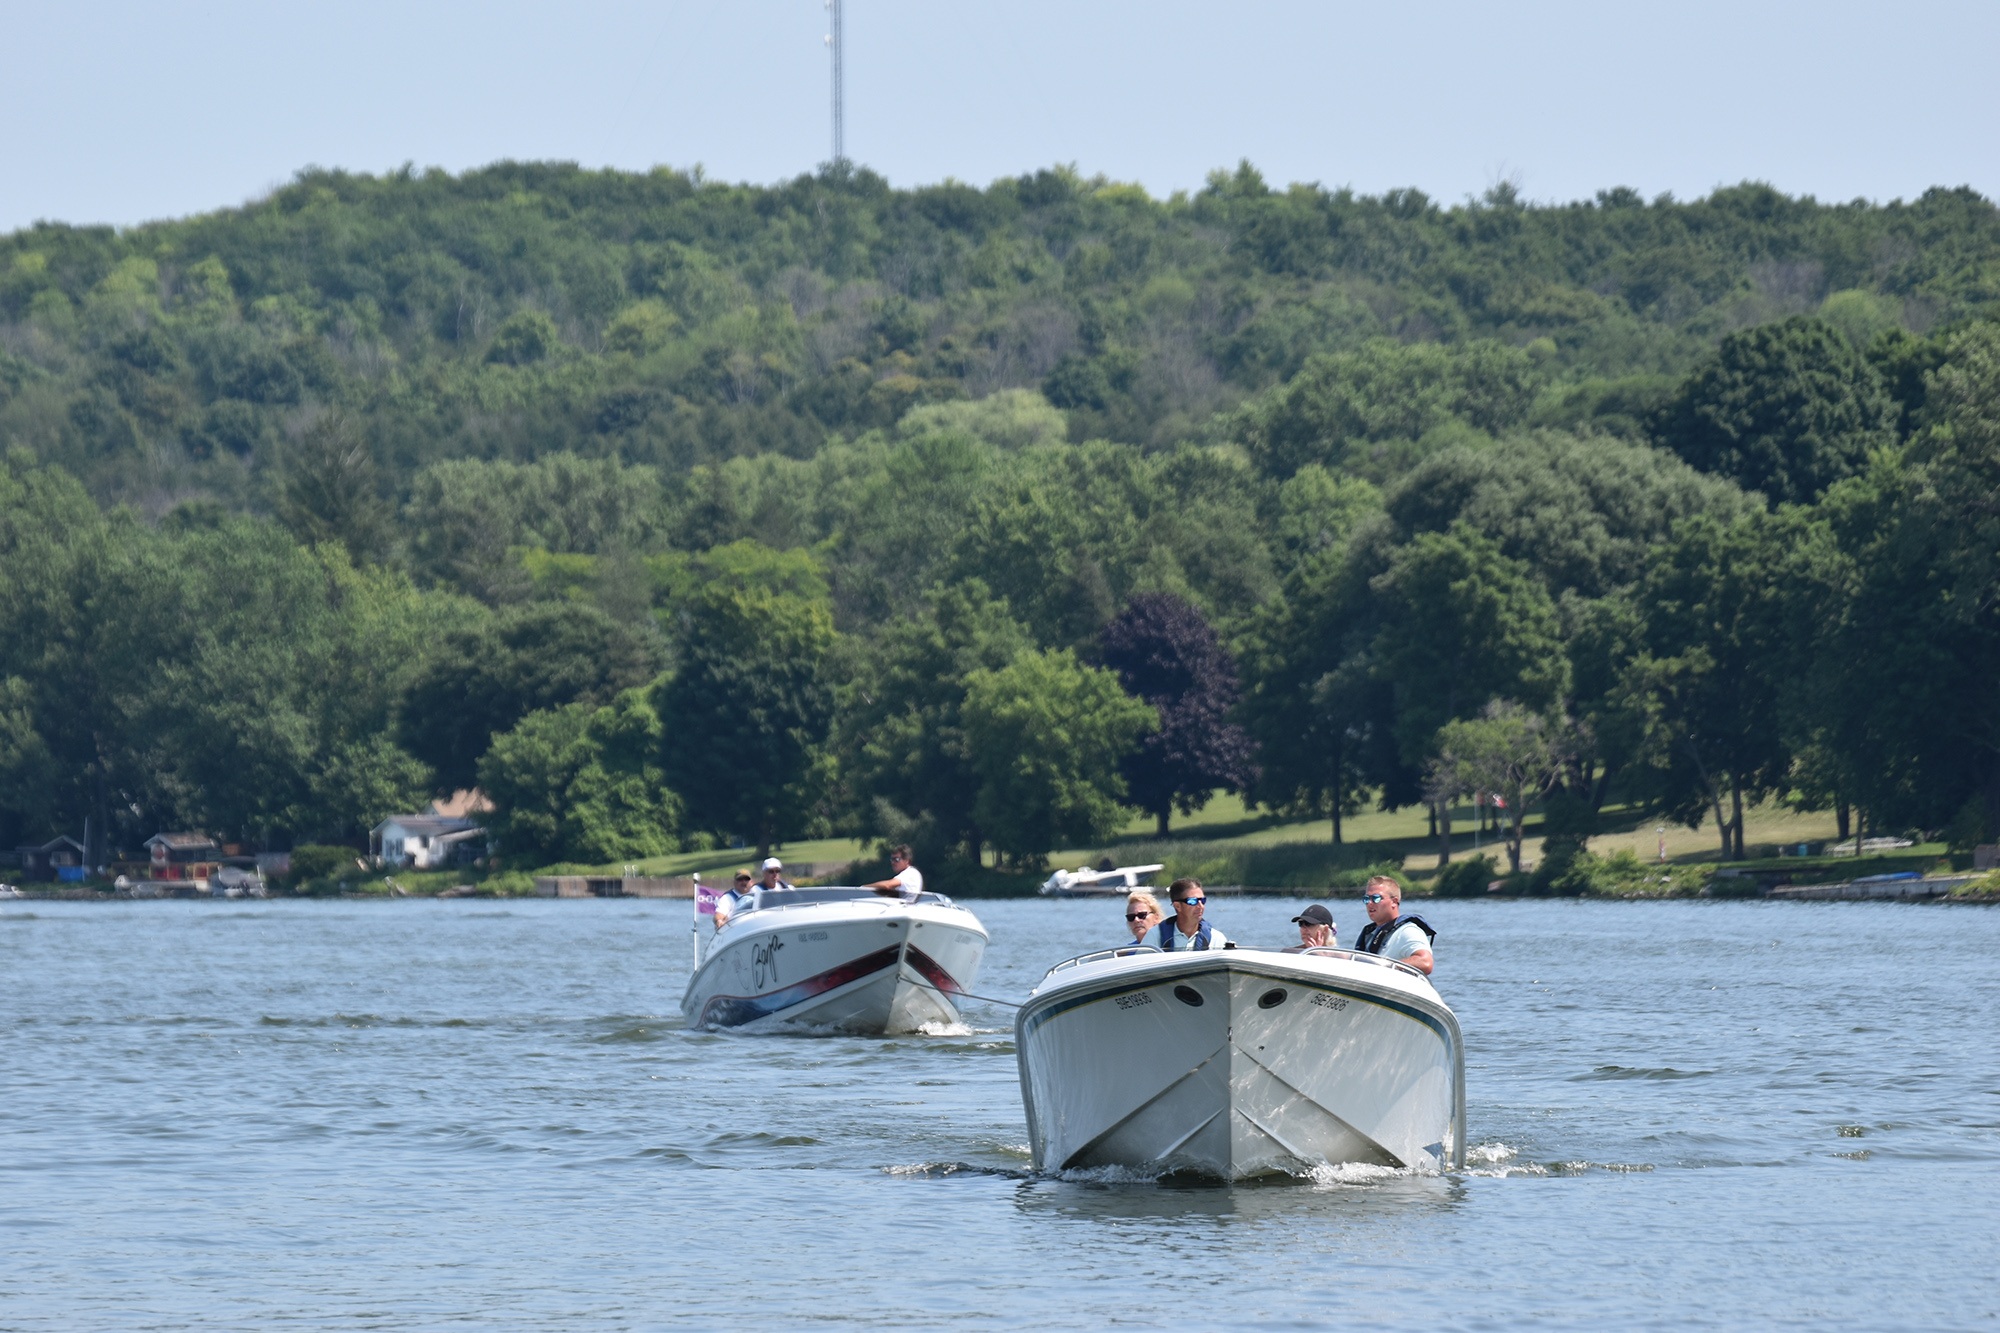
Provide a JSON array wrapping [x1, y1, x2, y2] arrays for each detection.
[[826, 0, 845, 163]]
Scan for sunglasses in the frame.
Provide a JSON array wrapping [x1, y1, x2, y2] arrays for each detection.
[[1124, 910, 1156, 920], [1362, 893, 1389, 904], [1175, 897, 1205, 907]]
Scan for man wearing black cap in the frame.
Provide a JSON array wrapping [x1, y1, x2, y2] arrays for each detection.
[[1283, 903, 1337, 952]]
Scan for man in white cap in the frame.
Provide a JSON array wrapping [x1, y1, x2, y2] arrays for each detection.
[[759, 857, 794, 893]]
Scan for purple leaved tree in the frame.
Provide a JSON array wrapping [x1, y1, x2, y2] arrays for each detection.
[[1100, 593, 1258, 836]]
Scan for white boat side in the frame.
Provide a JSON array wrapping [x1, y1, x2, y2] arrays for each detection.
[[680, 888, 988, 1034], [1015, 947, 1465, 1179]]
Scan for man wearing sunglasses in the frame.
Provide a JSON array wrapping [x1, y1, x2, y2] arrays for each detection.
[[1354, 875, 1434, 975], [1155, 878, 1228, 951], [864, 845, 923, 902]]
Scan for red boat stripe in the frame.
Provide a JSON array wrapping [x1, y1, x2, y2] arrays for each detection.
[[904, 945, 964, 998]]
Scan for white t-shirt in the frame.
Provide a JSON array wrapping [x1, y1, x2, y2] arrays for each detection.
[[1382, 921, 1432, 962], [715, 888, 748, 926], [891, 866, 924, 902]]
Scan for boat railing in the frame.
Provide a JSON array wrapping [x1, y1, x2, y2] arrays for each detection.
[[1299, 946, 1427, 980], [1040, 945, 1161, 979], [737, 887, 959, 917]]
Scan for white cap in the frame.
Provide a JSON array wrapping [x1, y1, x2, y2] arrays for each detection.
[[762, 857, 783, 870]]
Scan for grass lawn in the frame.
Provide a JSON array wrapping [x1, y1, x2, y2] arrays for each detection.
[[530, 791, 1904, 896]]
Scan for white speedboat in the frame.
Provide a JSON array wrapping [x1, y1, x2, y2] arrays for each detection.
[[1038, 863, 1165, 896], [1015, 946, 1464, 1179], [681, 886, 988, 1034]]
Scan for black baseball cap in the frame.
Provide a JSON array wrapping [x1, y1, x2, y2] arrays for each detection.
[[1291, 904, 1334, 927]]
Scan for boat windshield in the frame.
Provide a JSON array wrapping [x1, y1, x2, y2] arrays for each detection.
[[744, 886, 956, 912]]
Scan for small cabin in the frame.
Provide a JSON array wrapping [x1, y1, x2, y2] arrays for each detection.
[[15, 835, 86, 882], [371, 816, 485, 869], [143, 832, 222, 882]]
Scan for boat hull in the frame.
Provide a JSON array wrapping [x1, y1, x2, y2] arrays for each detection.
[[681, 898, 987, 1034], [1016, 950, 1463, 1179]]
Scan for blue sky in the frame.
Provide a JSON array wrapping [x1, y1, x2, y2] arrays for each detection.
[[4, 0, 1995, 234]]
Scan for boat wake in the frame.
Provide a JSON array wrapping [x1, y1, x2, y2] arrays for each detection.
[[884, 1161, 1033, 1180], [1458, 1142, 1658, 1177]]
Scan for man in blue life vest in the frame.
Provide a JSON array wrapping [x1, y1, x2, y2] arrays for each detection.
[[1157, 878, 1229, 950], [714, 870, 753, 930], [1354, 875, 1434, 975]]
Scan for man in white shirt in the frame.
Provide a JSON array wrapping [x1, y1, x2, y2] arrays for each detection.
[[1354, 876, 1434, 975], [714, 870, 753, 930], [759, 857, 795, 893], [1156, 878, 1228, 950], [864, 845, 923, 902]]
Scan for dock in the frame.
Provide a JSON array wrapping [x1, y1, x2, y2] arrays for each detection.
[[1765, 875, 1982, 902]]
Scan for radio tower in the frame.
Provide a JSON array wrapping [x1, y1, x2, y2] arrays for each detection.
[[825, 0, 845, 163]]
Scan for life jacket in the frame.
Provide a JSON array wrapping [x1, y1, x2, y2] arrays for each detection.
[[1356, 914, 1436, 956], [1157, 919, 1213, 951]]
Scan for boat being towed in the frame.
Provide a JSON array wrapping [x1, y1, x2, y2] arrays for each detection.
[[682, 885, 988, 1034], [1015, 945, 1464, 1179]]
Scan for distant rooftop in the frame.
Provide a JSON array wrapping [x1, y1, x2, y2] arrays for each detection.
[[144, 832, 216, 850], [373, 815, 481, 838]]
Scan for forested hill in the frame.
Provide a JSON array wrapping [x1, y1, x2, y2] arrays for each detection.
[[4, 162, 1997, 509], [1, 161, 1997, 873]]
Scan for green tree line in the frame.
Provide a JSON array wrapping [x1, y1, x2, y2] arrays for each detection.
[[0, 162, 1995, 873]]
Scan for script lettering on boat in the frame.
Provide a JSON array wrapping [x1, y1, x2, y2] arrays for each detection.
[[752, 934, 784, 988]]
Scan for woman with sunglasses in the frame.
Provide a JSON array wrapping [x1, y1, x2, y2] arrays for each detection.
[[1122, 891, 1162, 946], [1155, 878, 1228, 950]]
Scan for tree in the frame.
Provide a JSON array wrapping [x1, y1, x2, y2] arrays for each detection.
[[1627, 513, 1797, 860], [960, 648, 1156, 867], [1234, 339, 1544, 478], [1098, 593, 1255, 835], [839, 581, 1032, 864], [485, 309, 563, 365], [1237, 492, 1397, 842], [1371, 525, 1568, 856], [654, 581, 837, 856], [1429, 701, 1576, 873], [1380, 430, 1754, 599], [1652, 316, 1895, 506], [480, 690, 680, 865], [1372, 525, 1568, 766], [397, 602, 663, 794], [279, 411, 390, 564], [309, 736, 435, 845], [1803, 322, 2000, 839]]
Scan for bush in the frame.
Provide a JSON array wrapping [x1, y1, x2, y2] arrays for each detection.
[[285, 844, 355, 892], [1435, 854, 1499, 896], [1329, 863, 1410, 893]]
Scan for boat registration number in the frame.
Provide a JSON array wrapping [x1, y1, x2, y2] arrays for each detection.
[[1114, 993, 1154, 1010], [1310, 993, 1349, 1011], [796, 930, 829, 942]]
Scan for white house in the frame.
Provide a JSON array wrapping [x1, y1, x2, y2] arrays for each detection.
[[370, 816, 485, 869]]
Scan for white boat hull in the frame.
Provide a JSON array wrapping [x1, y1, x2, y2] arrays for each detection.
[[1016, 950, 1464, 1179], [681, 894, 987, 1034]]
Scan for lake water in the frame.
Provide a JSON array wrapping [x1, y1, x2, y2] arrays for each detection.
[[3, 896, 1996, 1330]]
